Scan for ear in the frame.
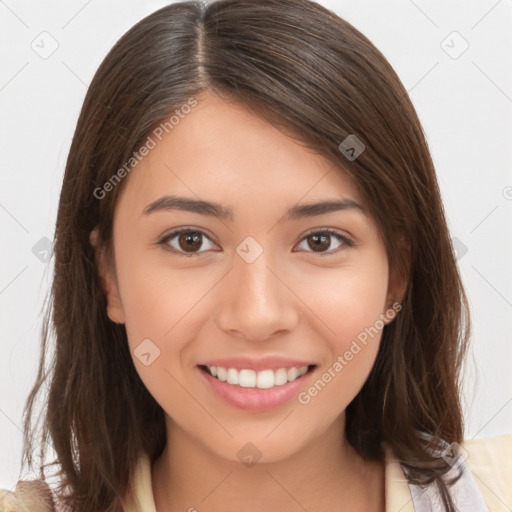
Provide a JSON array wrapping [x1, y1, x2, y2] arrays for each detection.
[[383, 240, 409, 324], [90, 227, 126, 324]]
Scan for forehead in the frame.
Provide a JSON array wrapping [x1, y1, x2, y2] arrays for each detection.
[[117, 93, 363, 215]]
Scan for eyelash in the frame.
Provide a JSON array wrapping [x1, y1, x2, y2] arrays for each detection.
[[157, 228, 354, 258]]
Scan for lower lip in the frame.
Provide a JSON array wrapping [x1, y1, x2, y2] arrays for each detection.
[[197, 366, 315, 411]]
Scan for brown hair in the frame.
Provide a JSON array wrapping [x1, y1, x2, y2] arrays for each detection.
[[22, 0, 470, 510]]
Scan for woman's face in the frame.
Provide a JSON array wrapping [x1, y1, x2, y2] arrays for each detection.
[[99, 92, 403, 463]]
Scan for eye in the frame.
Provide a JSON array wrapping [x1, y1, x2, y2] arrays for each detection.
[[158, 228, 218, 257], [294, 229, 353, 256], [158, 228, 353, 258]]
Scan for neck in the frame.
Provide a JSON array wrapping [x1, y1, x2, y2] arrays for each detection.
[[151, 414, 385, 512]]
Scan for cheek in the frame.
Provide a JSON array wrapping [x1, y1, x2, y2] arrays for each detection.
[[115, 244, 208, 346], [114, 248, 207, 421], [298, 254, 389, 345], [114, 244, 216, 407], [294, 256, 389, 410]]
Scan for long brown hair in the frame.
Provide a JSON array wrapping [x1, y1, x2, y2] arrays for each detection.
[[22, 1, 470, 510]]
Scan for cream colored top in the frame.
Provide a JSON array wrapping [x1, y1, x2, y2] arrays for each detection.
[[122, 435, 512, 512]]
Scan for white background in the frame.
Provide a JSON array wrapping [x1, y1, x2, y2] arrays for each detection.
[[1, 0, 511, 489]]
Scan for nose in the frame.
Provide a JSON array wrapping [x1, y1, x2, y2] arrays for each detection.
[[214, 247, 299, 342]]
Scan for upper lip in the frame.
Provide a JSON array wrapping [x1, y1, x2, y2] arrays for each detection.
[[198, 356, 316, 372]]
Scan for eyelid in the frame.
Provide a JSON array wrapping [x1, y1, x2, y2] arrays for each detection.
[[157, 227, 355, 257]]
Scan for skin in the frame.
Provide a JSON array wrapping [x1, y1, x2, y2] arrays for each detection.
[[96, 92, 406, 511]]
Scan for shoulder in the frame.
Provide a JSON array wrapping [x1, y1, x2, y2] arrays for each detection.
[[461, 434, 512, 510], [383, 434, 512, 512], [0, 480, 57, 512]]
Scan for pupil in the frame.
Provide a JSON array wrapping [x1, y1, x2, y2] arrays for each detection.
[[310, 234, 329, 252], [180, 232, 202, 252]]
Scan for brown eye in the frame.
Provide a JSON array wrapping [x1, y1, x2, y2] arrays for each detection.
[[307, 233, 332, 252], [296, 229, 352, 256], [177, 232, 203, 252], [160, 229, 217, 256]]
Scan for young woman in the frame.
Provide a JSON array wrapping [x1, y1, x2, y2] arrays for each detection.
[[2, 0, 510, 511]]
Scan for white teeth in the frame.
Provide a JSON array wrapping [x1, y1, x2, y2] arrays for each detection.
[[217, 367, 227, 381], [205, 365, 310, 389], [227, 368, 239, 385], [274, 368, 288, 386], [256, 369, 274, 389], [287, 367, 299, 381], [239, 369, 257, 387]]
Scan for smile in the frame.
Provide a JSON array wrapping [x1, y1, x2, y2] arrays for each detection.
[[197, 361, 317, 411], [200, 364, 312, 389]]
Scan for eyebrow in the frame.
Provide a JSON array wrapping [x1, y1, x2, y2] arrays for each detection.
[[142, 195, 365, 223]]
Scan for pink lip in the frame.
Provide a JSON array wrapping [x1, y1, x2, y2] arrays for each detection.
[[199, 356, 315, 371], [196, 365, 316, 411]]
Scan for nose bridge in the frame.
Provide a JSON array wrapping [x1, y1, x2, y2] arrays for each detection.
[[215, 237, 297, 339], [233, 242, 281, 311]]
